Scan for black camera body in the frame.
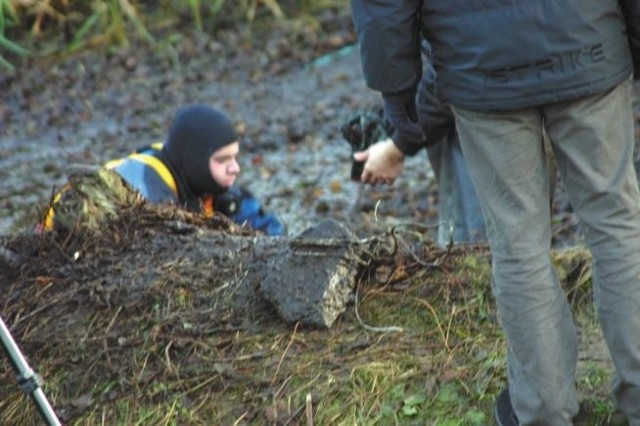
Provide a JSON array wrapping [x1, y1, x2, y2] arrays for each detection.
[[340, 107, 393, 181]]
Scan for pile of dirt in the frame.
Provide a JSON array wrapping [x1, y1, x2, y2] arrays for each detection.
[[0, 196, 486, 424], [0, 194, 612, 424]]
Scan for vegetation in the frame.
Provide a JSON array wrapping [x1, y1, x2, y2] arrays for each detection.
[[0, 0, 348, 71], [0, 207, 629, 424]]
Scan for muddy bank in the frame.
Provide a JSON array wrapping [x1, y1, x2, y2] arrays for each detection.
[[0, 18, 438, 240]]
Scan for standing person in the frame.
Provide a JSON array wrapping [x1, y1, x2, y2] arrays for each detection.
[[349, 1, 640, 424], [41, 104, 286, 236]]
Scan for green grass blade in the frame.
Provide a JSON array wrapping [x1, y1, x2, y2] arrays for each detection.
[[0, 0, 5, 34], [0, 52, 14, 71], [118, 0, 155, 44], [0, 0, 20, 33], [211, 0, 226, 14], [189, 0, 202, 30], [68, 11, 101, 52], [0, 34, 29, 56]]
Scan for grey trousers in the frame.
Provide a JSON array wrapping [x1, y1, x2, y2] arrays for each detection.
[[452, 78, 640, 425]]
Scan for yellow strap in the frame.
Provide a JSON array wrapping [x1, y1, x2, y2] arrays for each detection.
[[104, 158, 124, 169], [41, 183, 71, 231], [106, 153, 177, 195], [104, 143, 164, 170], [129, 154, 178, 194]]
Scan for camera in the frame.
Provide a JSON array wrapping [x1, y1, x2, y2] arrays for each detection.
[[340, 106, 393, 181]]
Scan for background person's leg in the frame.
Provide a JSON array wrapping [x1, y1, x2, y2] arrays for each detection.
[[426, 135, 487, 246], [417, 69, 487, 247]]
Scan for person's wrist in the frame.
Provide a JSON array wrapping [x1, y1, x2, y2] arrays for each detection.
[[384, 138, 405, 160], [382, 88, 416, 108]]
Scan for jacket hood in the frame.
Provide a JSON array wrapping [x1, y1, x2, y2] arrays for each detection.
[[161, 105, 238, 206]]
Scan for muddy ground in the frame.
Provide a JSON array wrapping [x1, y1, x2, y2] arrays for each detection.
[[0, 13, 436, 240]]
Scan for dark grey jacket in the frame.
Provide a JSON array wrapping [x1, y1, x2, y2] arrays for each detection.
[[351, 0, 639, 112]]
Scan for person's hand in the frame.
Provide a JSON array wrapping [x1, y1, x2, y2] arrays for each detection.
[[353, 139, 405, 185]]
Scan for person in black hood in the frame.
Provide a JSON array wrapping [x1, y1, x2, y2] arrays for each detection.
[[157, 104, 241, 211], [41, 105, 286, 236]]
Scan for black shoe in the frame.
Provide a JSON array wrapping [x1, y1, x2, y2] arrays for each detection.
[[495, 387, 519, 426]]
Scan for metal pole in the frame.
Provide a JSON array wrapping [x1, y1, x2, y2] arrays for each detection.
[[0, 316, 61, 426]]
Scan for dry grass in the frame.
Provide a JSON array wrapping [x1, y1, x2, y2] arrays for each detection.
[[1, 0, 348, 62], [0, 204, 623, 425]]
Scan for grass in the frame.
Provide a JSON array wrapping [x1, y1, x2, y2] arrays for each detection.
[[0, 0, 29, 70], [0, 0, 349, 71], [1, 214, 624, 425]]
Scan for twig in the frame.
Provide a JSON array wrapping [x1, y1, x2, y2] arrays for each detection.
[[306, 392, 314, 426], [273, 375, 293, 400], [272, 323, 300, 385], [164, 340, 175, 374], [416, 297, 453, 352], [373, 199, 382, 222], [389, 222, 454, 267], [233, 411, 250, 426], [10, 291, 72, 327], [354, 280, 403, 333], [103, 306, 122, 365]]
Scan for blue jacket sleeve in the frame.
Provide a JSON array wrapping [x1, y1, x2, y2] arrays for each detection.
[[216, 186, 287, 236]]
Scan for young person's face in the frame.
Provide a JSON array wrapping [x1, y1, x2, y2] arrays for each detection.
[[209, 142, 240, 188]]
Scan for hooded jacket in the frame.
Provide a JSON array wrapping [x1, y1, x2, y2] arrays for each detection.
[[350, 0, 638, 114], [108, 144, 286, 236], [41, 143, 286, 236], [41, 106, 286, 236], [157, 104, 239, 211]]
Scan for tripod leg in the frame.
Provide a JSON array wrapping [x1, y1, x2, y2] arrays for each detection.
[[0, 316, 61, 426]]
